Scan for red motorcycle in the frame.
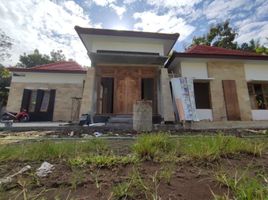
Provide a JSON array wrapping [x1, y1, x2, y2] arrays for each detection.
[[1, 109, 29, 122]]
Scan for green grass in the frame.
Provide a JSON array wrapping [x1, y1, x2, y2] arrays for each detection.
[[69, 155, 138, 167], [132, 133, 177, 161], [0, 139, 108, 161], [214, 170, 268, 200], [179, 134, 264, 161]]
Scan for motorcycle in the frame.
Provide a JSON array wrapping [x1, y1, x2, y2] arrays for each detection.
[[1, 109, 30, 122]]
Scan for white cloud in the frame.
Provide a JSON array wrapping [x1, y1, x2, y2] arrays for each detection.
[[236, 21, 268, 46], [91, 0, 116, 6], [0, 0, 97, 66], [89, 0, 126, 18], [205, 0, 253, 20], [145, 0, 202, 8], [133, 11, 195, 41], [109, 4, 126, 19]]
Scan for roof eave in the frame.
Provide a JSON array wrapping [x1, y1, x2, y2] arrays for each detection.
[[165, 52, 268, 68]]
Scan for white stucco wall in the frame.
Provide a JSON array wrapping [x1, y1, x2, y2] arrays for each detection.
[[11, 72, 86, 84], [180, 62, 208, 79], [245, 63, 268, 81], [196, 109, 213, 121], [252, 110, 268, 120], [81, 35, 164, 55]]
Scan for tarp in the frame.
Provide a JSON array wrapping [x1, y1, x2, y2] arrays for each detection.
[[170, 78, 198, 121]]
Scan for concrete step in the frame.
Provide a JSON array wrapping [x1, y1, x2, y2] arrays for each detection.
[[108, 117, 133, 124]]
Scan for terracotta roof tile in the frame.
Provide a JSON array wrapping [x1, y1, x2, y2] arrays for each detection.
[[9, 61, 87, 74], [186, 45, 259, 56]]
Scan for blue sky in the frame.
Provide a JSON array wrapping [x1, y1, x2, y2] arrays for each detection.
[[0, 0, 267, 66]]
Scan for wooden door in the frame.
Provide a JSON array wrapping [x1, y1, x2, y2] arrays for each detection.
[[222, 80, 241, 120], [115, 70, 140, 114]]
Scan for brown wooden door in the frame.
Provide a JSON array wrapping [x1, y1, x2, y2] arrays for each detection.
[[222, 80, 241, 120], [115, 70, 140, 114]]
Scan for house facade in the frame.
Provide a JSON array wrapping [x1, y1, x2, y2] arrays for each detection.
[[6, 27, 268, 123]]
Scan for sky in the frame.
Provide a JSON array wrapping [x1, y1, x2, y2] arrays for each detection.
[[0, 0, 267, 67]]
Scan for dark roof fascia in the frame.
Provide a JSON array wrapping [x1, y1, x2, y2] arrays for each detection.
[[165, 52, 268, 68], [75, 26, 180, 41], [89, 52, 168, 65], [8, 68, 87, 74]]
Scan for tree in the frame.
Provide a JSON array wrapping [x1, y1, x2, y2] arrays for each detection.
[[17, 49, 67, 68], [50, 49, 66, 62], [0, 65, 11, 108], [239, 39, 260, 52], [0, 29, 13, 62], [189, 20, 238, 50]]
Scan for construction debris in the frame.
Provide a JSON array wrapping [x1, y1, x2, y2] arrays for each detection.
[[0, 165, 31, 185], [36, 162, 54, 177]]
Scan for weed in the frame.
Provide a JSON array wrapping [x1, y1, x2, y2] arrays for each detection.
[[70, 168, 85, 190], [214, 170, 268, 200], [112, 182, 134, 199], [0, 139, 108, 161], [132, 133, 177, 161], [69, 155, 138, 168], [159, 163, 175, 185], [179, 134, 264, 161]]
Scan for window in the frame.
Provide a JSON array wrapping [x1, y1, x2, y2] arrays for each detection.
[[248, 83, 268, 109], [193, 82, 211, 109], [28, 90, 37, 112], [40, 90, 50, 112]]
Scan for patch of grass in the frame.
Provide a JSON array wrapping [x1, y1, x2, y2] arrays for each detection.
[[179, 134, 264, 161], [112, 182, 134, 199], [69, 155, 138, 168], [0, 139, 108, 161], [215, 170, 268, 200], [132, 133, 177, 161]]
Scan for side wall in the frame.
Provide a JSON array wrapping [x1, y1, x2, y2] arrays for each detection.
[[207, 61, 252, 121]]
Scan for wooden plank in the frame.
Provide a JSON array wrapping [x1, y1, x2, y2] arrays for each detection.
[[222, 80, 241, 121]]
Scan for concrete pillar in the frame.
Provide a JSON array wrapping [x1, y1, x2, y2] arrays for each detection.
[[79, 68, 96, 116], [133, 100, 152, 132], [160, 68, 175, 122]]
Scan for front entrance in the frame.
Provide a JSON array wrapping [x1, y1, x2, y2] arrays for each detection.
[[115, 69, 140, 114], [97, 67, 157, 115], [222, 80, 241, 120]]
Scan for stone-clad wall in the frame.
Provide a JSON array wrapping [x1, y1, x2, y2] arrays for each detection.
[[207, 61, 252, 121], [79, 68, 96, 115], [7, 82, 83, 121]]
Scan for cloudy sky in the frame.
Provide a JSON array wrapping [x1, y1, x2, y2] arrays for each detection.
[[0, 0, 267, 66]]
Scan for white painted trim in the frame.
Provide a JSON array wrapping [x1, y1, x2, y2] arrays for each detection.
[[12, 72, 86, 84], [252, 110, 268, 120]]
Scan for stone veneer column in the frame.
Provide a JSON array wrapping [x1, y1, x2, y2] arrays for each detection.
[[79, 68, 96, 116], [207, 61, 252, 121], [160, 68, 175, 122]]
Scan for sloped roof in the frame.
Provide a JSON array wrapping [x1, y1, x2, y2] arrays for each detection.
[[165, 45, 268, 68], [186, 45, 258, 56], [9, 61, 87, 74]]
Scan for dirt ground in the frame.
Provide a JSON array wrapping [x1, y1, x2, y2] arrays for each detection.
[[0, 146, 268, 200]]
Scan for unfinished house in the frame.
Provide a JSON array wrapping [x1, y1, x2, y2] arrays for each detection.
[[6, 27, 268, 124], [7, 62, 86, 121], [75, 26, 179, 123]]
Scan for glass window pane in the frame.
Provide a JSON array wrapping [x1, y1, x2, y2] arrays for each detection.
[[28, 90, 37, 112], [40, 90, 50, 112]]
